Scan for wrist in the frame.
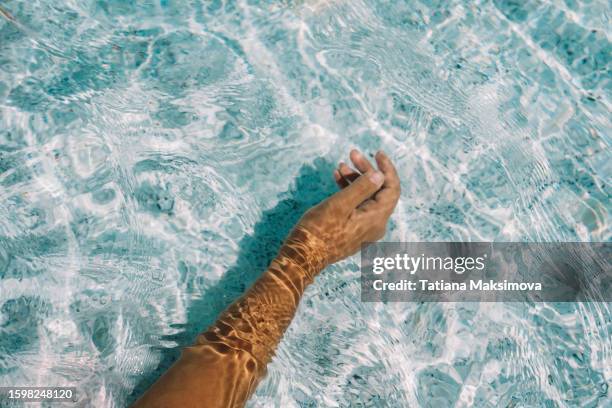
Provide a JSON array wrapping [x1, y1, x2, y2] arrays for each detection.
[[277, 226, 328, 279]]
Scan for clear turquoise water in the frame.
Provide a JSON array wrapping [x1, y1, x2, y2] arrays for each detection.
[[0, 0, 610, 406]]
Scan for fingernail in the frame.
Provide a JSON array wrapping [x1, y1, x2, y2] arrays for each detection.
[[369, 171, 384, 185]]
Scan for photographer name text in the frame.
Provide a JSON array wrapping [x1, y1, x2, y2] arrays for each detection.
[[372, 279, 542, 292]]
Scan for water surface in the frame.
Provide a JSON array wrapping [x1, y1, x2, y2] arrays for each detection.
[[0, 0, 610, 406]]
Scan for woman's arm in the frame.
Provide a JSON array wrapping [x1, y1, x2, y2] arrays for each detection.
[[132, 150, 400, 408]]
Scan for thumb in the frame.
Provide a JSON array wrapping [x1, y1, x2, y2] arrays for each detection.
[[329, 170, 384, 210]]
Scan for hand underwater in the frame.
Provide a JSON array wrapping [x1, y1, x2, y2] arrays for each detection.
[[283, 149, 401, 268]]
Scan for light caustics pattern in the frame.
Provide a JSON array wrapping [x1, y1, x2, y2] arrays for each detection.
[[0, 0, 610, 406]]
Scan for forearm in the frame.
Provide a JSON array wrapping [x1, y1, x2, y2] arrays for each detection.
[[133, 149, 399, 408], [132, 227, 327, 408]]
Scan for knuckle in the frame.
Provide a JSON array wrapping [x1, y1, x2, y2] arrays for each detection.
[[325, 199, 342, 214]]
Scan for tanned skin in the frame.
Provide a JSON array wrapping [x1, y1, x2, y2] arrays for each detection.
[[132, 150, 401, 407]]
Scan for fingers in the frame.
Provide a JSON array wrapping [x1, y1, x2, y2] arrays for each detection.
[[333, 169, 343, 186], [333, 169, 345, 188], [375, 150, 400, 191], [330, 149, 400, 214], [340, 162, 359, 186], [334, 162, 360, 189], [358, 150, 401, 214], [373, 150, 401, 206], [350, 149, 374, 174], [328, 169, 384, 210], [339, 162, 358, 179]]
